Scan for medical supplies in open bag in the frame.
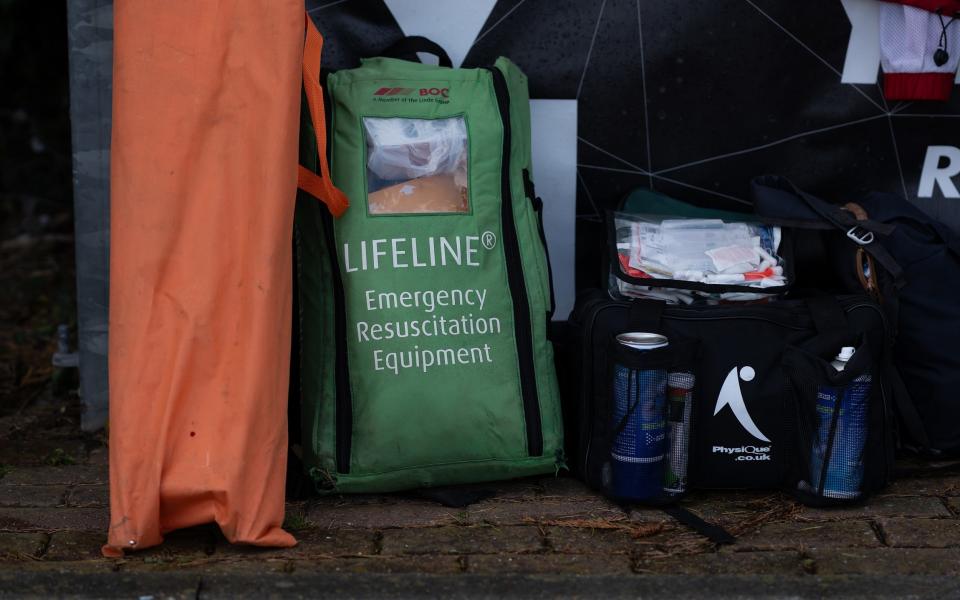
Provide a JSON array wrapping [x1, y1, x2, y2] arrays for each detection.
[[558, 291, 894, 508], [608, 211, 792, 304], [752, 175, 960, 457], [294, 39, 563, 493]]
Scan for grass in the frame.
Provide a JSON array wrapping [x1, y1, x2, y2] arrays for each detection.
[[283, 510, 314, 532], [43, 448, 76, 466]]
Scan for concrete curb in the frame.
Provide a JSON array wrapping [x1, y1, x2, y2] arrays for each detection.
[[2, 572, 957, 599]]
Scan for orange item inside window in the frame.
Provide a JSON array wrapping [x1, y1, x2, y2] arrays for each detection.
[[368, 174, 469, 215]]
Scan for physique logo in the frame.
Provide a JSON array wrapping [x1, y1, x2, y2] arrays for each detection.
[[712, 445, 772, 461], [713, 366, 771, 443]]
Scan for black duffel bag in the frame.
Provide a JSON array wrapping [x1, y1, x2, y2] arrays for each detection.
[[751, 176, 960, 455], [561, 291, 895, 508]]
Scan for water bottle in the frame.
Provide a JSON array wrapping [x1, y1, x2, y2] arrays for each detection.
[[808, 347, 870, 499]]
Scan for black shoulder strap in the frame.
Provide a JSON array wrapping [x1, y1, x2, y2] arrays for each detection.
[[609, 500, 734, 545], [752, 176, 894, 235], [662, 506, 735, 545], [752, 176, 905, 288], [380, 36, 453, 68]]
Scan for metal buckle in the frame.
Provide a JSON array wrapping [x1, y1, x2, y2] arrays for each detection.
[[846, 226, 874, 245]]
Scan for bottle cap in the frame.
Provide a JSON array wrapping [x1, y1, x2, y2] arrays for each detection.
[[837, 346, 856, 362], [616, 332, 669, 350]]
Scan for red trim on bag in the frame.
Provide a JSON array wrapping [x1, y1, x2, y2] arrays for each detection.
[[881, 0, 960, 13], [883, 72, 955, 101]]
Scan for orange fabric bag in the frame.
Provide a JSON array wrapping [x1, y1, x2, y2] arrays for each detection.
[[105, 3, 344, 556]]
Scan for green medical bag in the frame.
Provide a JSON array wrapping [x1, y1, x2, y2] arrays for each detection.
[[295, 50, 564, 493]]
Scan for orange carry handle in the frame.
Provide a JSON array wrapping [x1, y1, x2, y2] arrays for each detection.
[[300, 13, 349, 217]]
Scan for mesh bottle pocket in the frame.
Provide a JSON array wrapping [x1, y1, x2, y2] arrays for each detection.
[[602, 337, 697, 505], [784, 341, 880, 507]]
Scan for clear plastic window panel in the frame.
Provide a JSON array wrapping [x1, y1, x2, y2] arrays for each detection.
[[364, 116, 469, 215], [611, 213, 786, 304]]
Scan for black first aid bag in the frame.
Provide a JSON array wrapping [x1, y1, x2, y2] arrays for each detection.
[[562, 291, 895, 507], [751, 176, 960, 455]]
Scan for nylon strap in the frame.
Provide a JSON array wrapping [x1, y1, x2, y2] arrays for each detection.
[[299, 13, 349, 217], [662, 506, 735, 545], [609, 500, 734, 545], [776, 179, 896, 236], [785, 181, 905, 287]]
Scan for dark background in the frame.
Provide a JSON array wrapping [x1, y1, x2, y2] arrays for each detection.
[[0, 1, 76, 420], [1, 1, 73, 235]]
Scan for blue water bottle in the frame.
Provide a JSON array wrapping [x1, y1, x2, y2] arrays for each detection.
[[808, 347, 870, 499], [610, 333, 668, 501]]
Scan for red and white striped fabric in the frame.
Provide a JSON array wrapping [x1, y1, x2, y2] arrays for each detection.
[[880, 0, 960, 100]]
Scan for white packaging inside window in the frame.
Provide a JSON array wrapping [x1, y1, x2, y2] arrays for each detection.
[[365, 116, 468, 184], [612, 213, 787, 303], [364, 116, 470, 214]]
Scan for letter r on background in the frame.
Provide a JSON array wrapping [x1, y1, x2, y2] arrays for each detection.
[[919, 146, 960, 199]]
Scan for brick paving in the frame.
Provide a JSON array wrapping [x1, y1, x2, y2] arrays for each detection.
[[2, 446, 960, 581]]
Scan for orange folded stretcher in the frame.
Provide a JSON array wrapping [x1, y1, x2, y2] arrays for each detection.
[[104, 2, 345, 556]]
